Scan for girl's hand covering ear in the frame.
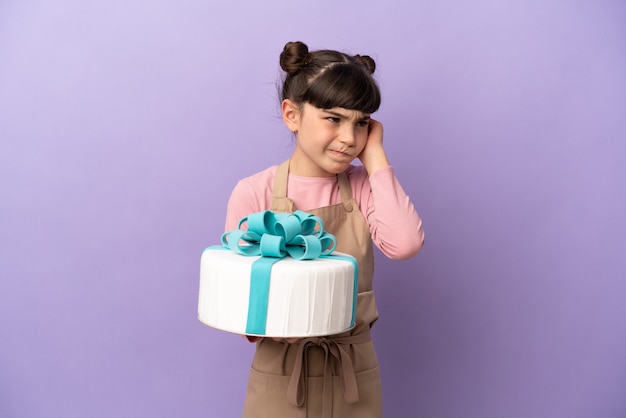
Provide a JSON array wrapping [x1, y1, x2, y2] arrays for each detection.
[[358, 119, 390, 175]]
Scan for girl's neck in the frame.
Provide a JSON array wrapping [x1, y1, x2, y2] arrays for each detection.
[[288, 155, 337, 178]]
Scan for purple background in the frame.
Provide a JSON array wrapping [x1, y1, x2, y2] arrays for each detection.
[[1, 1, 625, 417]]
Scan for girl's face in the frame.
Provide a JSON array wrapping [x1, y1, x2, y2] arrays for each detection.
[[283, 101, 370, 177]]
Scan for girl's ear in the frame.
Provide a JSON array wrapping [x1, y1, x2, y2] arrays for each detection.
[[281, 99, 301, 133]]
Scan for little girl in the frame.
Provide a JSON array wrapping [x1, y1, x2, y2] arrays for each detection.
[[225, 41, 424, 418]]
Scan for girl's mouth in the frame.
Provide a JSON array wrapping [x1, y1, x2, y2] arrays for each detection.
[[329, 149, 350, 158]]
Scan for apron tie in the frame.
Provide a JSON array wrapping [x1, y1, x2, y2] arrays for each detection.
[[287, 330, 372, 418]]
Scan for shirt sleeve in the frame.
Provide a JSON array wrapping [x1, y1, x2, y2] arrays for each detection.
[[355, 166, 425, 260], [224, 179, 264, 232], [224, 166, 277, 232]]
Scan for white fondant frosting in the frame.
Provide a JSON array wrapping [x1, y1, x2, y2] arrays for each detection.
[[198, 248, 356, 337]]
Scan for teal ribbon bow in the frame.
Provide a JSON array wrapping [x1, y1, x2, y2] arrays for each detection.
[[222, 210, 337, 260], [221, 210, 338, 335]]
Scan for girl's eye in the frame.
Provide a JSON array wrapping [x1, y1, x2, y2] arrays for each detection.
[[356, 121, 369, 127], [326, 117, 340, 123]]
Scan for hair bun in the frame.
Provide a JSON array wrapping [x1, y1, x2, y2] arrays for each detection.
[[280, 41, 310, 75], [354, 54, 376, 74]]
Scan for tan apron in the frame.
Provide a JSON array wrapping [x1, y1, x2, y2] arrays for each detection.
[[242, 160, 382, 418]]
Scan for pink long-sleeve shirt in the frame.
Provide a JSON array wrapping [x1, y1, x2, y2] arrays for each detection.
[[225, 165, 424, 260]]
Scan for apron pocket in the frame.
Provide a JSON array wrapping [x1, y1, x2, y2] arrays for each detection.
[[242, 365, 382, 418], [343, 365, 383, 417], [242, 367, 302, 418]]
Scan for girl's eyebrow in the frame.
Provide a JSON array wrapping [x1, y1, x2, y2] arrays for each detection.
[[323, 109, 371, 121]]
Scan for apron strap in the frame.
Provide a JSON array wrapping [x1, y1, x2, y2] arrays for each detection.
[[271, 160, 295, 212], [273, 160, 290, 199], [287, 330, 372, 418], [336, 171, 355, 212]]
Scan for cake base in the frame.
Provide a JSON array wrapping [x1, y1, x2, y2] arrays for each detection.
[[198, 248, 357, 338]]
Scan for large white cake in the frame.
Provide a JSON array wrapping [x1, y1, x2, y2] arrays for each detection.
[[198, 248, 357, 337]]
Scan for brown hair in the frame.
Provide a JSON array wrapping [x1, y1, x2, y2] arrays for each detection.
[[279, 41, 381, 114]]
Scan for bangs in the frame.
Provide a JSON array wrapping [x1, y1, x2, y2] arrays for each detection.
[[303, 64, 381, 114]]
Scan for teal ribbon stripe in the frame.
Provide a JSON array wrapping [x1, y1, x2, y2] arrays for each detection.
[[211, 210, 358, 335]]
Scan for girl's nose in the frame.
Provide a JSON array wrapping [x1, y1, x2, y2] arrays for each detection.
[[339, 127, 356, 146]]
